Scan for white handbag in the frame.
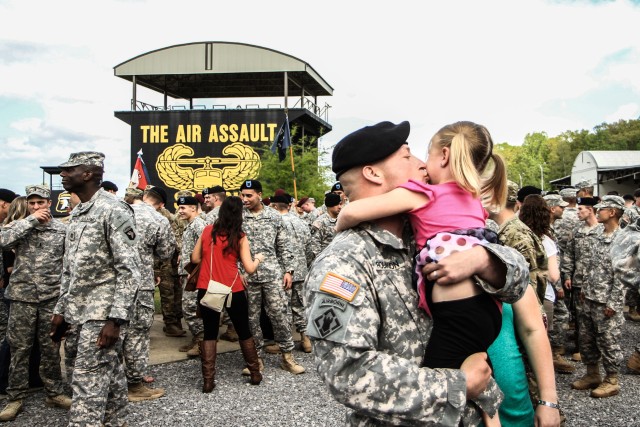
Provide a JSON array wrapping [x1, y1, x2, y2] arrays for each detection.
[[200, 242, 237, 313]]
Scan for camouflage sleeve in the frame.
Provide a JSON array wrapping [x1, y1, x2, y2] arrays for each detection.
[[154, 219, 176, 261], [611, 239, 640, 293], [106, 204, 141, 320], [0, 216, 38, 249], [309, 223, 322, 260], [275, 215, 295, 273], [55, 236, 71, 317], [560, 230, 575, 281], [474, 243, 529, 304]]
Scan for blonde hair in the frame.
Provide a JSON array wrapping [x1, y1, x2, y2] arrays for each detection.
[[430, 121, 506, 210], [3, 196, 28, 225]]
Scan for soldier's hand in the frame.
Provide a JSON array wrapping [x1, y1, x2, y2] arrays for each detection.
[[564, 279, 572, 290], [97, 321, 121, 348], [460, 352, 491, 399], [556, 288, 565, 299], [604, 307, 615, 318], [32, 209, 51, 224], [422, 246, 488, 285], [155, 276, 161, 286], [283, 272, 293, 290], [50, 314, 65, 339]]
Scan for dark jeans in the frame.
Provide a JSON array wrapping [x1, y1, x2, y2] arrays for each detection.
[[197, 289, 252, 341]]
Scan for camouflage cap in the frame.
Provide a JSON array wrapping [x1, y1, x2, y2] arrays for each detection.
[[574, 179, 593, 189], [559, 187, 577, 198], [25, 184, 51, 199], [594, 195, 625, 210], [544, 194, 568, 207], [506, 180, 519, 203], [58, 151, 105, 168], [125, 186, 143, 198], [176, 190, 193, 197], [621, 207, 640, 228]]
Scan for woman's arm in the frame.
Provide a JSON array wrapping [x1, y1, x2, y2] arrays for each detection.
[[335, 187, 429, 232], [191, 234, 203, 264], [512, 285, 560, 427], [547, 254, 560, 285], [239, 236, 263, 275]]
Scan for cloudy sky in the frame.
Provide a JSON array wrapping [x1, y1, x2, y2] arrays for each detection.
[[1, 0, 639, 194]]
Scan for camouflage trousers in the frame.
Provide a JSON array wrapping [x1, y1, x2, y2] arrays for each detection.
[[121, 291, 154, 384], [6, 299, 65, 400], [247, 280, 294, 356], [180, 276, 204, 337], [286, 280, 307, 333], [549, 297, 570, 348], [625, 287, 639, 308], [69, 320, 127, 427], [0, 289, 8, 343], [156, 261, 183, 325], [64, 325, 79, 385], [578, 298, 623, 374]]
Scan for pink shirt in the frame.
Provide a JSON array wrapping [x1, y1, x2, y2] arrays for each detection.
[[398, 180, 488, 249]]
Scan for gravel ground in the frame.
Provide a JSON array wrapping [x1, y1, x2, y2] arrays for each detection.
[[4, 320, 640, 426]]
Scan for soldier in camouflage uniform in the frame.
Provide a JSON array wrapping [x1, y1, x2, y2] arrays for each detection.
[[309, 192, 342, 260], [0, 188, 18, 345], [306, 121, 530, 426], [570, 195, 625, 398], [240, 180, 305, 374], [622, 201, 640, 321], [124, 187, 175, 401], [177, 195, 206, 356], [298, 196, 319, 226], [51, 152, 141, 427], [0, 185, 71, 422], [144, 186, 185, 337], [271, 194, 314, 353]]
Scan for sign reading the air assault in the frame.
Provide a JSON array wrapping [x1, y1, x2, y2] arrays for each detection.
[[123, 110, 292, 208]]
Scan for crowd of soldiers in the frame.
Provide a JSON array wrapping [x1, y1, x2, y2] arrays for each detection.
[[0, 151, 347, 425]]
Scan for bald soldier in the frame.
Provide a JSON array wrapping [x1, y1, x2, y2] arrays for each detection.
[[305, 121, 529, 426]]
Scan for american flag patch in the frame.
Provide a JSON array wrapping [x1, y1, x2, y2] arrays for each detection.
[[319, 273, 360, 302]]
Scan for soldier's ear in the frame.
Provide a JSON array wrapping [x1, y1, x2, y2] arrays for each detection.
[[362, 165, 384, 185]]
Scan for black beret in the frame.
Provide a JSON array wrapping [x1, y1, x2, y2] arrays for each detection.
[[146, 186, 167, 205], [100, 181, 118, 192], [517, 185, 542, 203], [240, 180, 262, 192], [331, 182, 342, 192], [577, 196, 600, 206], [285, 193, 295, 204], [270, 194, 290, 204], [177, 196, 198, 206], [203, 185, 225, 195], [325, 192, 342, 208], [332, 121, 410, 179], [0, 188, 18, 203]]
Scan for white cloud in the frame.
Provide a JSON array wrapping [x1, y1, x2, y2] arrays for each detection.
[[605, 103, 640, 123]]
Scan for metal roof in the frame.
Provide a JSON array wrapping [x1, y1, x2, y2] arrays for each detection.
[[113, 42, 334, 99], [579, 150, 640, 170]]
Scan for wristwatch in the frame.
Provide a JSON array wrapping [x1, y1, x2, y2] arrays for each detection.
[[107, 317, 127, 327]]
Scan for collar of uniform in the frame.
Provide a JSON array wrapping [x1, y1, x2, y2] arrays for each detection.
[[74, 188, 104, 215], [359, 221, 407, 250]]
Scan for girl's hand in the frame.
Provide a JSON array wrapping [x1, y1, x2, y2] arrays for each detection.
[[255, 253, 265, 263]]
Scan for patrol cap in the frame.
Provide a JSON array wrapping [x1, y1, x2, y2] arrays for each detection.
[[177, 196, 198, 206], [146, 186, 167, 205], [332, 121, 410, 179], [240, 180, 262, 193], [506, 180, 519, 203], [125, 186, 143, 198], [543, 194, 568, 208], [25, 184, 51, 199], [270, 194, 289, 204], [203, 185, 225, 195], [517, 185, 542, 203], [559, 187, 577, 198], [176, 190, 193, 197], [59, 151, 105, 168], [0, 189, 17, 203], [100, 181, 118, 192], [575, 179, 593, 189], [325, 192, 342, 208], [296, 197, 309, 208], [330, 182, 343, 193], [594, 195, 625, 210], [577, 196, 600, 207]]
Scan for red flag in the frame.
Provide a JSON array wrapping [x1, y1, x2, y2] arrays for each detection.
[[130, 150, 149, 190]]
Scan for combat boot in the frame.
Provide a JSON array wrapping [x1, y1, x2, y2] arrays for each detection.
[[553, 352, 576, 374], [265, 342, 281, 354], [590, 373, 620, 398], [128, 383, 165, 402], [220, 324, 239, 342], [571, 352, 582, 362], [300, 333, 312, 353], [0, 400, 22, 421], [571, 364, 602, 390], [164, 323, 186, 337], [280, 352, 305, 375], [242, 357, 264, 376], [239, 338, 262, 385], [628, 306, 640, 322], [186, 332, 204, 357], [179, 335, 197, 352], [45, 394, 72, 409], [627, 350, 640, 374], [552, 345, 566, 356]]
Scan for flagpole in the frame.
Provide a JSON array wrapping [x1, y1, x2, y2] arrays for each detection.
[[289, 145, 298, 200]]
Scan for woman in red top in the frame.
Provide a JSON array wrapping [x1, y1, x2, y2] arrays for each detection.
[[191, 196, 264, 392]]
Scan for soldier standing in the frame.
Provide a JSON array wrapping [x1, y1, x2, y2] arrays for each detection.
[[203, 185, 226, 226], [51, 152, 141, 427], [240, 180, 305, 374], [143, 186, 186, 338], [0, 185, 71, 422], [305, 121, 529, 425], [123, 187, 175, 401], [309, 192, 342, 260], [297, 196, 319, 225], [177, 195, 206, 356], [571, 195, 624, 398], [270, 194, 314, 353]]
